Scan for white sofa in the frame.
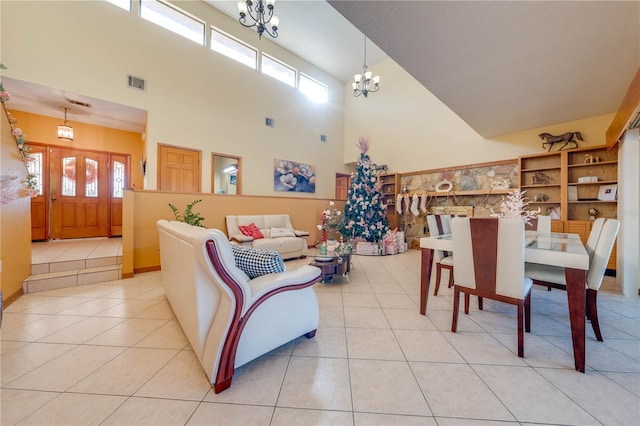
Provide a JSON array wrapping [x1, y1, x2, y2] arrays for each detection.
[[157, 220, 321, 393], [225, 214, 309, 259]]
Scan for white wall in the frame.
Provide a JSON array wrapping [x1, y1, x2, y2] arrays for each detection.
[[0, 0, 347, 197], [2, 0, 617, 197], [618, 129, 640, 296], [342, 56, 615, 173]]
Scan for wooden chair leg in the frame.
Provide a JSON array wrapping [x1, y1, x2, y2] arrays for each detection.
[[445, 264, 454, 288], [464, 292, 470, 314], [587, 288, 603, 342], [524, 292, 531, 333], [452, 285, 460, 332], [517, 301, 524, 357], [434, 263, 443, 296], [478, 297, 483, 311]]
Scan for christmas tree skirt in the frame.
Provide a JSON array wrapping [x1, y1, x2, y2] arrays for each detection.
[[355, 242, 380, 255], [354, 242, 404, 256]]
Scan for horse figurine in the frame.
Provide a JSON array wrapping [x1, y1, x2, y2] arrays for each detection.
[[538, 131, 583, 152]]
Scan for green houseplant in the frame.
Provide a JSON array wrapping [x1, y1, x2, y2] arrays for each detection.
[[168, 199, 206, 227]]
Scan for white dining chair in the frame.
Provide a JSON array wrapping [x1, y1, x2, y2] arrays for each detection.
[[537, 217, 606, 292], [525, 218, 619, 341], [524, 215, 551, 234], [585, 217, 606, 259], [451, 217, 532, 357], [426, 214, 454, 295]]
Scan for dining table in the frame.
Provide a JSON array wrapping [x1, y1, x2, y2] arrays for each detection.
[[420, 231, 590, 373]]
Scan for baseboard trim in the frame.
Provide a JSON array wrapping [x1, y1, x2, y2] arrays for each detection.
[[133, 265, 161, 275], [3, 288, 24, 309]]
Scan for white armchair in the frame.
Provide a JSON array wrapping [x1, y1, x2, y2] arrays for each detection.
[[157, 220, 321, 393]]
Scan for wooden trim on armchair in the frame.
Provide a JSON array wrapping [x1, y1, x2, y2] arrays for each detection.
[[205, 240, 320, 393]]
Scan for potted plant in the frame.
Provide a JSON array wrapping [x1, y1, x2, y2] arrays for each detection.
[[168, 199, 206, 227]]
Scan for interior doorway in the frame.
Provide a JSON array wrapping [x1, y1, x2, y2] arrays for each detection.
[[212, 153, 241, 195], [335, 173, 351, 200]]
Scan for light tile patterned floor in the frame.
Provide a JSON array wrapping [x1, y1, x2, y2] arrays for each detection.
[[31, 238, 122, 265], [1, 250, 639, 425]]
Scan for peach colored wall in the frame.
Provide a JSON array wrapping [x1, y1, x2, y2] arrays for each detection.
[[0, 107, 32, 305], [123, 190, 343, 275], [6, 110, 145, 190]]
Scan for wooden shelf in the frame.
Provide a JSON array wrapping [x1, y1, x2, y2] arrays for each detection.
[[406, 188, 512, 197], [568, 180, 617, 186], [569, 200, 618, 204], [521, 184, 561, 188], [521, 166, 561, 172], [568, 160, 618, 168]]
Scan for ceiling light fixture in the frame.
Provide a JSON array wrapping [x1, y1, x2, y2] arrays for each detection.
[[353, 36, 380, 98], [237, 0, 279, 40], [57, 107, 74, 141], [222, 164, 238, 174]]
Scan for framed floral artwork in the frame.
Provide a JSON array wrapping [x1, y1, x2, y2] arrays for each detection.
[[274, 159, 316, 193]]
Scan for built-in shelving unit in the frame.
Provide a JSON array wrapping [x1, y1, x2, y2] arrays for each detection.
[[519, 145, 618, 269], [378, 173, 399, 229]]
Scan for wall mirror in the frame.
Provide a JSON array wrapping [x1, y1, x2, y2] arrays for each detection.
[[212, 153, 241, 195]]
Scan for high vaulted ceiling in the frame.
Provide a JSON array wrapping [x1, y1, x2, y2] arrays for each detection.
[[4, 1, 639, 138], [328, 0, 639, 137]]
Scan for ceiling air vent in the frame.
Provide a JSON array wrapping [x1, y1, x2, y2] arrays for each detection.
[[127, 75, 147, 91], [67, 99, 92, 108]]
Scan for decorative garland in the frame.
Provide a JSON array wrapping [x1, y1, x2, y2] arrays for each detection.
[[1, 66, 39, 204]]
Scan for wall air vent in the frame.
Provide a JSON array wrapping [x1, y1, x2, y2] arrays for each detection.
[[127, 75, 147, 91], [67, 99, 92, 108]]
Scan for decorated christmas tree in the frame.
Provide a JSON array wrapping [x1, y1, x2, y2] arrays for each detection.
[[340, 137, 389, 242]]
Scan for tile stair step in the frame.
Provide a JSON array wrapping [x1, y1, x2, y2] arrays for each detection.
[[31, 256, 122, 274], [23, 264, 122, 293]]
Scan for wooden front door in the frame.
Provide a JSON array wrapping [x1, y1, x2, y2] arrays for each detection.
[[158, 144, 201, 193], [49, 148, 110, 239]]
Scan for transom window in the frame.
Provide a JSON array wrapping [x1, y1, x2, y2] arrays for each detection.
[[140, 0, 204, 45], [261, 54, 296, 88], [210, 28, 257, 69], [299, 73, 328, 103], [105, 0, 131, 11]]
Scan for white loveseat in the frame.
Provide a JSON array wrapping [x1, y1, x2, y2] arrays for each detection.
[[225, 214, 309, 259], [157, 220, 321, 393]]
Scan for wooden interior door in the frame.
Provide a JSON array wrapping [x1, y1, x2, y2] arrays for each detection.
[[49, 148, 109, 239], [158, 144, 201, 193], [335, 173, 351, 200]]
